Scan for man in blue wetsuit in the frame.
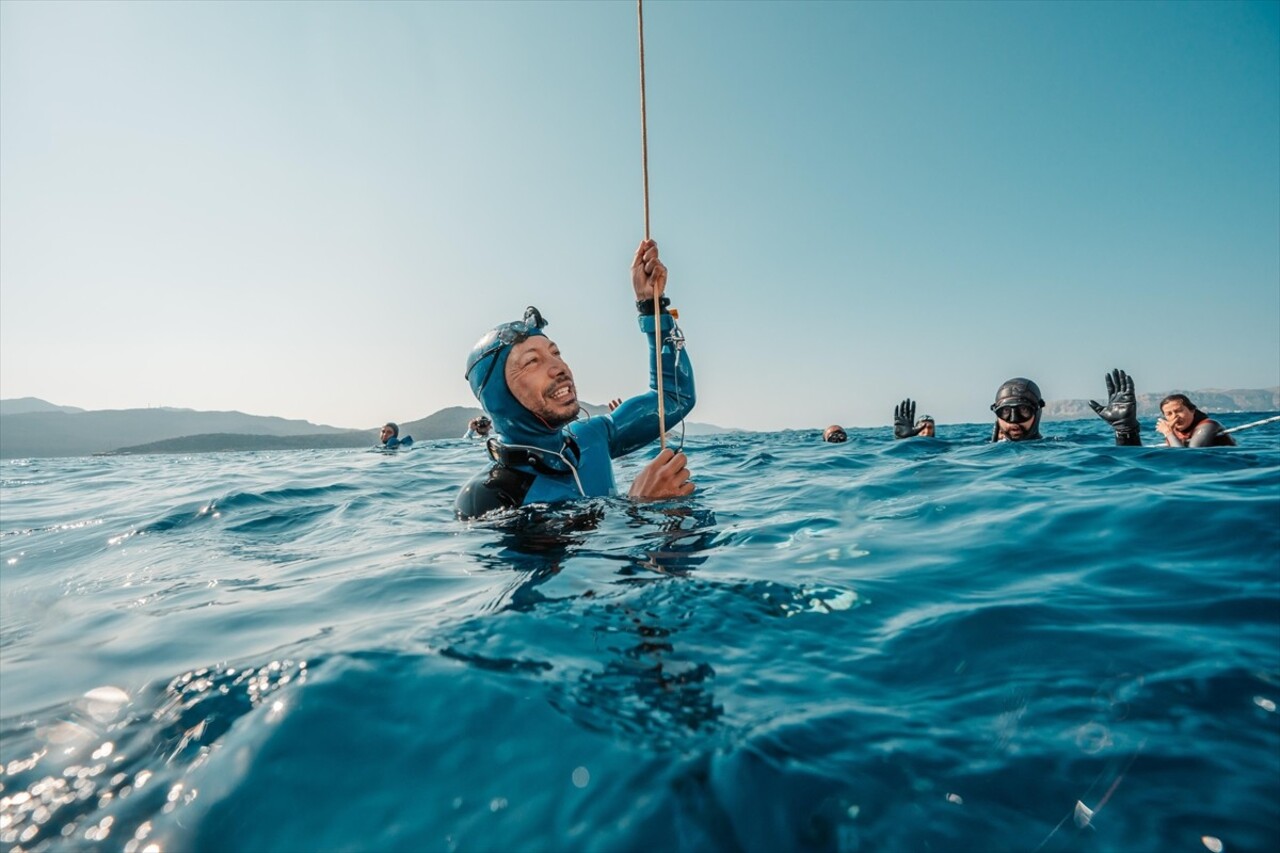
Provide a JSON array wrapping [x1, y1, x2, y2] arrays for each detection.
[[455, 239, 696, 520]]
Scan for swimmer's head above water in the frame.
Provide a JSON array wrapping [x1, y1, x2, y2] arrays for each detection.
[[464, 306, 579, 447], [1158, 394, 1199, 434], [991, 377, 1044, 442]]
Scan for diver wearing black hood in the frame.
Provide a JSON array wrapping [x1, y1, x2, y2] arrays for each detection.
[[990, 378, 1047, 442], [989, 369, 1142, 445], [455, 239, 696, 520]]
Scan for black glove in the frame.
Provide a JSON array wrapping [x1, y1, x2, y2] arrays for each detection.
[[1089, 368, 1141, 446], [894, 398, 921, 439]]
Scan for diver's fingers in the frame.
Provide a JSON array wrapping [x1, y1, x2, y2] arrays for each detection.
[[632, 239, 654, 271], [649, 259, 667, 296], [662, 449, 687, 473], [651, 447, 676, 466]]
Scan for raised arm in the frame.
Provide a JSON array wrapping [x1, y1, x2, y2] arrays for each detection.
[[1088, 368, 1142, 446], [608, 240, 696, 457], [894, 398, 922, 439]]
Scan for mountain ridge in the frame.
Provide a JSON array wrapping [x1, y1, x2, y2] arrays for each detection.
[[1044, 387, 1280, 420], [0, 397, 86, 416], [3, 390, 1274, 458], [0, 399, 740, 458]]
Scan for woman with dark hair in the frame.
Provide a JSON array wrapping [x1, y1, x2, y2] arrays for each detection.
[[1155, 394, 1236, 447]]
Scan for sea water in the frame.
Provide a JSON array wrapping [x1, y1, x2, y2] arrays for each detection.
[[2, 416, 1278, 853]]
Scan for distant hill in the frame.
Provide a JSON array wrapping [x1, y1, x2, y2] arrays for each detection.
[[4, 389, 1273, 458], [397, 406, 483, 441], [101, 432, 376, 455], [0, 405, 354, 458], [681, 419, 742, 437], [32, 390, 1277, 458], [0, 397, 742, 458], [1045, 387, 1280, 420], [396, 404, 739, 441], [0, 397, 85, 416]]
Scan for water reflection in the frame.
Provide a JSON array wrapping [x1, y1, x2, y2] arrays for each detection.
[[448, 499, 725, 746], [0, 661, 307, 851]]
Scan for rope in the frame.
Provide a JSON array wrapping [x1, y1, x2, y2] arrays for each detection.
[[1222, 414, 1280, 435], [638, 0, 666, 451], [638, 0, 651, 242]]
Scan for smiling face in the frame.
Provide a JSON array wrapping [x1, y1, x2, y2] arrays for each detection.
[[1161, 398, 1195, 431], [504, 336, 579, 427]]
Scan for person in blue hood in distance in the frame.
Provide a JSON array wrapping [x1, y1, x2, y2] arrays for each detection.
[[379, 422, 413, 449], [455, 239, 696, 520]]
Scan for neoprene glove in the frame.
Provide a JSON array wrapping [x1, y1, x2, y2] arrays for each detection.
[[1088, 368, 1142, 446], [894, 398, 921, 440]]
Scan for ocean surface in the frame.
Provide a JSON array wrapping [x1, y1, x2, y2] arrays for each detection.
[[2, 415, 1278, 853]]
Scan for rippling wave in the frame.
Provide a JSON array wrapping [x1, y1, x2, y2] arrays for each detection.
[[2, 417, 1278, 851]]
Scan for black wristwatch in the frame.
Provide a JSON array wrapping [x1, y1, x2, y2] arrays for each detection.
[[636, 295, 671, 314]]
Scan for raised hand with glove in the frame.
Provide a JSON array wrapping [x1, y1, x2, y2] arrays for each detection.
[[894, 398, 924, 440], [1089, 368, 1142, 446]]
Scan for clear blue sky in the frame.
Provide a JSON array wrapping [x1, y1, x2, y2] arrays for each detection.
[[2, 1, 1277, 430]]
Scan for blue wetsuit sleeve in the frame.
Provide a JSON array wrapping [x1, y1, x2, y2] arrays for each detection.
[[605, 312, 696, 459]]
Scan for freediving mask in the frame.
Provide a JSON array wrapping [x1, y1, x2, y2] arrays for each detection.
[[994, 404, 1037, 423], [464, 306, 549, 397]]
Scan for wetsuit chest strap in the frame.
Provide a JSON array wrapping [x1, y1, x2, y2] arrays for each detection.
[[486, 436, 581, 476]]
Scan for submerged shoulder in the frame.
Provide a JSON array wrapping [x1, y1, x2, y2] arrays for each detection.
[[1195, 419, 1237, 446], [455, 465, 537, 520]]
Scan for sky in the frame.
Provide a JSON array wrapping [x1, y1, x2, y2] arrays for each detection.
[[2, 0, 1277, 431]]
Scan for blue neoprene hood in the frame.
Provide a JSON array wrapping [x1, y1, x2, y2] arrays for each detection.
[[464, 308, 563, 449]]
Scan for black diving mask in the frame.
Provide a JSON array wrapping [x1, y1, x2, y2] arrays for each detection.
[[994, 404, 1037, 423]]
